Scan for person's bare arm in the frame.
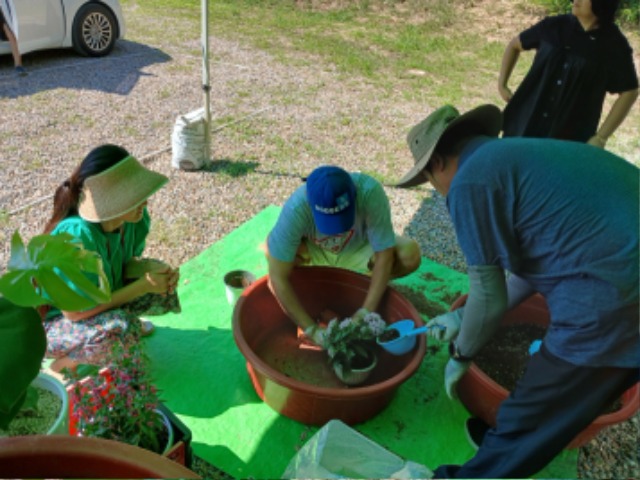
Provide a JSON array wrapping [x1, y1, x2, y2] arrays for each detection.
[[588, 88, 639, 148], [498, 35, 524, 103], [266, 248, 316, 331], [125, 258, 172, 277], [125, 257, 179, 293], [361, 247, 395, 313], [61, 270, 174, 321]]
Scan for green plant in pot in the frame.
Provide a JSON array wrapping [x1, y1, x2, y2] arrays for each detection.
[[65, 342, 173, 455], [324, 312, 386, 385], [0, 231, 110, 430]]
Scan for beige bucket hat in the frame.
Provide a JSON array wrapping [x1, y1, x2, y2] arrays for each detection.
[[396, 104, 503, 188], [78, 155, 169, 222]]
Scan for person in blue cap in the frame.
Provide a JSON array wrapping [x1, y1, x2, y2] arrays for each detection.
[[396, 103, 639, 478], [266, 165, 421, 346]]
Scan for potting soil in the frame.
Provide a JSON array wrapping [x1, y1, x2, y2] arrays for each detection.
[[143, 205, 578, 479], [474, 323, 548, 391], [0, 387, 61, 436]]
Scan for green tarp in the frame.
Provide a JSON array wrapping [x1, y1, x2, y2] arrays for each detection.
[[145, 205, 577, 478]]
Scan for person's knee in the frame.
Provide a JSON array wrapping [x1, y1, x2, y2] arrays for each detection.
[[393, 237, 421, 277], [294, 242, 312, 266], [266, 275, 277, 295]]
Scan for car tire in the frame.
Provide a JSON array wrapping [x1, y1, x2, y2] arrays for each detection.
[[72, 3, 118, 57]]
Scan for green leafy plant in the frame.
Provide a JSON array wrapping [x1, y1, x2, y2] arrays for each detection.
[[66, 343, 168, 454], [324, 312, 386, 371], [0, 232, 110, 309], [0, 231, 110, 429]]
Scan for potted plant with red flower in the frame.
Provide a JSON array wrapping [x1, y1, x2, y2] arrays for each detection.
[[0, 231, 110, 433], [65, 342, 173, 454], [65, 341, 193, 466], [0, 231, 196, 477]]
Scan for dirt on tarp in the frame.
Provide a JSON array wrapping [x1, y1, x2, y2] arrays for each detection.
[[389, 283, 448, 319]]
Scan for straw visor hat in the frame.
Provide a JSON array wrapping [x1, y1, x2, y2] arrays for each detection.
[[78, 156, 169, 222], [396, 104, 503, 188]]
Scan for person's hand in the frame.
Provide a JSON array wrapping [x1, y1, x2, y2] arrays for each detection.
[[587, 134, 607, 149], [304, 324, 326, 348], [351, 307, 369, 324], [426, 309, 463, 342], [167, 268, 180, 294], [444, 358, 471, 400], [144, 269, 175, 295]]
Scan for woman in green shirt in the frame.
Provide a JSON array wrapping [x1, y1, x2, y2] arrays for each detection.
[[43, 144, 180, 372]]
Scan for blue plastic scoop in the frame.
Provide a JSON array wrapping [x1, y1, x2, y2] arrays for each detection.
[[377, 319, 444, 355]]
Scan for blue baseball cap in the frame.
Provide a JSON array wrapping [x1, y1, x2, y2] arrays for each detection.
[[306, 166, 356, 235]]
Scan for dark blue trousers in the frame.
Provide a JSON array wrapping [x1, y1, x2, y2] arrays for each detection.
[[434, 344, 638, 479]]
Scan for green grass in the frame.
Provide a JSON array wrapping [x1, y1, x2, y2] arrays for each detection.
[[122, 0, 496, 104], [119, 0, 639, 163]]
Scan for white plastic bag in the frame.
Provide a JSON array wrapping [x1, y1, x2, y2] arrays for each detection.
[[171, 108, 208, 170], [282, 420, 433, 479]]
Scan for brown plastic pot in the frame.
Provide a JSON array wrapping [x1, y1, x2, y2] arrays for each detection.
[[0, 435, 199, 478], [232, 266, 426, 425], [453, 293, 640, 449]]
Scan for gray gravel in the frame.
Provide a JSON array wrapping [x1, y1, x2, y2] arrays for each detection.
[[0, 4, 637, 479]]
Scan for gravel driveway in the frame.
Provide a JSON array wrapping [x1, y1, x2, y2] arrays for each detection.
[[0, 3, 637, 478]]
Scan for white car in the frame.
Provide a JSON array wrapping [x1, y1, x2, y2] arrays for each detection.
[[0, 0, 125, 58]]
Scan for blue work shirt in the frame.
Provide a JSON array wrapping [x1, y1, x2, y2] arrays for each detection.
[[448, 137, 639, 367]]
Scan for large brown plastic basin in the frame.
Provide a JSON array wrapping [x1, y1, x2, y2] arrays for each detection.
[[454, 293, 640, 449], [232, 266, 426, 425]]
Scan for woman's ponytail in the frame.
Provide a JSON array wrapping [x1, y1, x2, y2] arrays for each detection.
[[43, 144, 129, 233]]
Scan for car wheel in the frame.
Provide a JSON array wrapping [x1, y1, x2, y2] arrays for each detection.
[[72, 3, 118, 57]]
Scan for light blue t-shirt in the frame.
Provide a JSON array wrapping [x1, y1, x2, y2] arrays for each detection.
[[448, 137, 639, 367], [267, 173, 396, 268]]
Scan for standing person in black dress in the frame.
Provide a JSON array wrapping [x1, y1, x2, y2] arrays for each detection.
[[498, 0, 638, 148]]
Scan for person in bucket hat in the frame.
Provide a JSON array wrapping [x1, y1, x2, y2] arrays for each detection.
[[42, 144, 181, 373], [396, 104, 502, 188], [397, 105, 638, 478], [266, 165, 421, 346]]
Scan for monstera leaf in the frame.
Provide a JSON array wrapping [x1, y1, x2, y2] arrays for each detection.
[[0, 231, 112, 429], [0, 231, 111, 310], [0, 299, 46, 429]]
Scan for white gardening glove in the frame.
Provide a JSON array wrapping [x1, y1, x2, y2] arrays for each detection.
[[444, 358, 471, 400], [304, 325, 326, 348], [425, 308, 463, 342], [351, 307, 369, 324]]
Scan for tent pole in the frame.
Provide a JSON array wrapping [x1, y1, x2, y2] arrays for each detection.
[[202, 0, 212, 167]]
